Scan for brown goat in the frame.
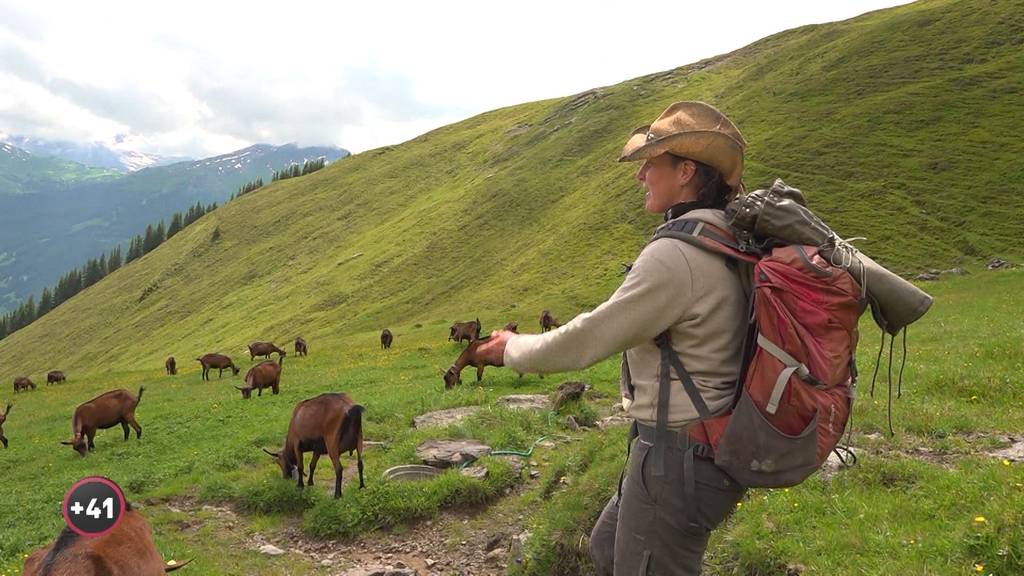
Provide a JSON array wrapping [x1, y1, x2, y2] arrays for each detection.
[[540, 310, 560, 333], [13, 376, 35, 393], [440, 335, 504, 389], [262, 393, 365, 498], [195, 354, 239, 381], [47, 371, 67, 385], [165, 356, 177, 375], [380, 328, 393, 350], [503, 321, 519, 333], [22, 502, 191, 575], [235, 356, 283, 399], [294, 337, 308, 357], [248, 341, 286, 361], [0, 403, 10, 448], [448, 318, 481, 344], [61, 388, 144, 457]]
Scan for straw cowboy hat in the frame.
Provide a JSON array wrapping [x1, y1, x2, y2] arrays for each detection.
[[619, 101, 746, 190]]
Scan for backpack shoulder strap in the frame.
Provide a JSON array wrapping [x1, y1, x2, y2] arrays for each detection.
[[651, 218, 759, 263]]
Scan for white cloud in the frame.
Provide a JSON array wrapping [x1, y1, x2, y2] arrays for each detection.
[[0, 0, 912, 158]]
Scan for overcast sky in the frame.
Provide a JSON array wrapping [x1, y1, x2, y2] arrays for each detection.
[[0, 1, 911, 158]]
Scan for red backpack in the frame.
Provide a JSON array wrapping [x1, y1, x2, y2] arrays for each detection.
[[650, 217, 865, 488]]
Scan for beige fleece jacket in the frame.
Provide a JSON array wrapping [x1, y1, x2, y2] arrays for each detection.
[[504, 209, 748, 430]]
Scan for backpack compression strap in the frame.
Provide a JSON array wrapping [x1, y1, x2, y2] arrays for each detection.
[[644, 219, 754, 477]]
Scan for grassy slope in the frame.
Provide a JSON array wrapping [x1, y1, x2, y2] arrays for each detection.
[[1, 0, 1022, 376], [1, 0, 1023, 573]]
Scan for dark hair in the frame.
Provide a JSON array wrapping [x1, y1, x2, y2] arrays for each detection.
[[669, 155, 738, 210]]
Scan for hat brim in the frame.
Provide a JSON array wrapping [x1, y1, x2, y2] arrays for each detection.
[[618, 127, 745, 189]]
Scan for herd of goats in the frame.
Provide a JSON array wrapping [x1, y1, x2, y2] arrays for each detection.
[[2, 310, 561, 574]]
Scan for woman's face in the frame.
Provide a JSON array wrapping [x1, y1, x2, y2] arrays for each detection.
[[636, 153, 695, 213]]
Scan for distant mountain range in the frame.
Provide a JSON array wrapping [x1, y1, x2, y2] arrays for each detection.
[[0, 141, 349, 311], [0, 134, 191, 172]]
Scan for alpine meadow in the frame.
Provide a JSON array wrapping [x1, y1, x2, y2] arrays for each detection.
[[1, 0, 1022, 574]]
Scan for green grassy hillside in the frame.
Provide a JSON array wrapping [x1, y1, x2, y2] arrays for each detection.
[[2, 0, 1021, 375], [1, 1, 1023, 573]]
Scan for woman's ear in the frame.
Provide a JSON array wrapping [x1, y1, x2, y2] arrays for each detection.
[[675, 158, 697, 189]]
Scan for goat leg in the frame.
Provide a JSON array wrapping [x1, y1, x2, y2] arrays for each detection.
[[127, 415, 142, 439], [308, 451, 321, 486]]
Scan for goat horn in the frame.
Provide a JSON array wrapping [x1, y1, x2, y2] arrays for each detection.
[[164, 558, 194, 572], [262, 448, 279, 457]]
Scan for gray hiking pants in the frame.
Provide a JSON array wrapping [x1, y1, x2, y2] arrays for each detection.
[[590, 424, 745, 575]]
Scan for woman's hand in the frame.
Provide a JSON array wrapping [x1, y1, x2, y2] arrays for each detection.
[[477, 330, 515, 366]]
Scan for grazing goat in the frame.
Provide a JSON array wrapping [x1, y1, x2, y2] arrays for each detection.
[[248, 341, 286, 361], [448, 318, 481, 344], [0, 403, 10, 448], [47, 371, 67, 385], [440, 335, 503, 389], [262, 393, 365, 498], [165, 356, 177, 375], [294, 337, 308, 357], [235, 356, 284, 399], [540, 310, 560, 332], [380, 328, 393, 350], [60, 388, 144, 457], [13, 377, 35, 393], [195, 354, 239, 381], [22, 502, 191, 575]]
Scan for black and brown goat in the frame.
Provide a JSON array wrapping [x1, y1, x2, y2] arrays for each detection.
[[248, 341, 286, 361], [47, 370, 67, 385], [448, 318, 481, 344], [294, 337, 308, 357], [60, 388, 144, 457], [440, 335, 504, 389], [380, 328, 393, 350], [22, 501, 191, 575], [13, 376, 35, 393], [503, 321, 519, 333], [235, 356, 284, 399], [195, 354, 239, 381], [262, 393, 365, 498], [165, 356, 177, 375], [540, 310, 560, 332], [0, 403, 10, 448]]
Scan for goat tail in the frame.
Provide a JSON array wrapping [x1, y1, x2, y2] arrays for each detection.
[[136, 386, 145, 403], [340, 404, 365, 450]]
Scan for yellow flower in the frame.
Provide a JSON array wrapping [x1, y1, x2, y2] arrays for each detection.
[[974, 516, 987, 524], [974, 563, 984, 573], [1002, 459, 1011, 466], [970, 395, 978, 401]]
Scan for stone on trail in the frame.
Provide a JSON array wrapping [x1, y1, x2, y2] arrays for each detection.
[[416, 439, 492, 467], [496, 394, 549, 411], [413, 406, 480, 428]]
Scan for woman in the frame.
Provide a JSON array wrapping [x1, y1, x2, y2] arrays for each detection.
[[476, 101, 749, 575]]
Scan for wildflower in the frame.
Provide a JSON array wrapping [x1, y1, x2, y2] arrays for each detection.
[[974, 516, 987, 524], [974, 563, 984, 573], [1002, 459, 1011, 466]]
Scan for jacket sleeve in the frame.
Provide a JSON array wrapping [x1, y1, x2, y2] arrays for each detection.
[[504, 238, 694, 374]]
